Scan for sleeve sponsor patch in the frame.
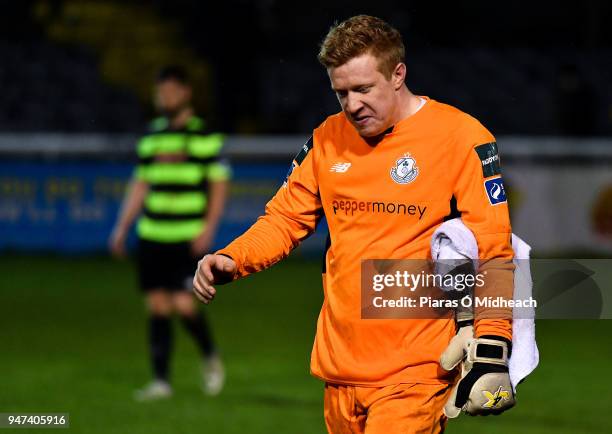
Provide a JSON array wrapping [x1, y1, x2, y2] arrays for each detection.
[[294, 136, 314, 166], [283, 136, 313, 185], [484, 176, 507, 205], [475, 142, 501, 178]]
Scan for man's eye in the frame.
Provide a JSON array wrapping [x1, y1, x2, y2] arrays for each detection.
[[358, 87, 371, 93], [336, 92, 347, 99]]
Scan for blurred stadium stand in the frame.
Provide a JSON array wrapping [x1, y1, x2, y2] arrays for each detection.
[[254, 48, 612, 135], [0, 1, 609, 135], [0, 39, 143, 131]]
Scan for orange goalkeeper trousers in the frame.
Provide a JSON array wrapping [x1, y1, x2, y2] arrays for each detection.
[[324, 382, 451, 434]]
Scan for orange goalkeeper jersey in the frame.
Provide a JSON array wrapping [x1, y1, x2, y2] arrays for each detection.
[[218, 97, 514, 386]]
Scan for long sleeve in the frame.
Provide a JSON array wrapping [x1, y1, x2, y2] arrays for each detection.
[[217, 137, 323, 277], [453, 115, 514, 341]]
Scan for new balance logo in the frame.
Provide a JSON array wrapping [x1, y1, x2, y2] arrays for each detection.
[[330, 162, 351, 173]]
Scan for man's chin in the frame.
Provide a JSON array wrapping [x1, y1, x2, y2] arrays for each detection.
[[354, 124, 384, 138]]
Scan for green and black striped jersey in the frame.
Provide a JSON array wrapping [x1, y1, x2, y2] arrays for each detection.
[[134, 116, 231, 243]]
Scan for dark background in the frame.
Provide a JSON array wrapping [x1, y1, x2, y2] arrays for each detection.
[[1, 1, 610, 135]]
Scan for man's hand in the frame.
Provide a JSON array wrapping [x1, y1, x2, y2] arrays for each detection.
[[191, 229, 214, 257], [193, 254, 237, 304], [440, 328, 515, 417], [109, 227, 128, 258]]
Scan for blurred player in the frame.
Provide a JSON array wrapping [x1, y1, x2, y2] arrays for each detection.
[[110, 65, 230, 400], [193, 16, 515, 433]]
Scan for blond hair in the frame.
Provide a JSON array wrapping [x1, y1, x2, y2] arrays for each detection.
[[318, 15, 405, 79]]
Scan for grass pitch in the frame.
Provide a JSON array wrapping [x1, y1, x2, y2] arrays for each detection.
[[0, 255, 610, 433]]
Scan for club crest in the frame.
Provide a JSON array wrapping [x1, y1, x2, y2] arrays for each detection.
[[390, 153, 419, 184]]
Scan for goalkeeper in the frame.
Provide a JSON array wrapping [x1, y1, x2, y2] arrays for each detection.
[[194, 15, 515, 433]]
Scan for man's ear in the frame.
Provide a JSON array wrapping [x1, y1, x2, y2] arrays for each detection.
[[392, 63, 406, 90]]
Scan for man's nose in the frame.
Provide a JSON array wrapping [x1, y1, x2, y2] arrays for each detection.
[[345, 93, 364, 115]]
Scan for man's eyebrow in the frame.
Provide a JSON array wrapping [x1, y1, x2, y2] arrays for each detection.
[[332, 84, 374, 92]]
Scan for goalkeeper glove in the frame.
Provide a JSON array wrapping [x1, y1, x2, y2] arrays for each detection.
[[440, 329, 515, 417]]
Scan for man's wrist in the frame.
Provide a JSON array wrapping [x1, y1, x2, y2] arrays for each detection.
[[478, 334, 512, 358], [215, 249, 239, 274], [474, 318, 512, 343]]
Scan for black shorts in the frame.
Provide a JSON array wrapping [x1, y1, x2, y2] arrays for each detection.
[[137, 239, 199, 292]]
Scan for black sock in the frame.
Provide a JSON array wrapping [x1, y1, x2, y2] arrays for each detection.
[[180, 311, 216, 358], [149, 315, 172, 382]]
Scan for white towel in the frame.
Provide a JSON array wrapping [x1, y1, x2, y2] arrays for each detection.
[[509, 233, 539, 390], [431, 218, 539, 390]]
